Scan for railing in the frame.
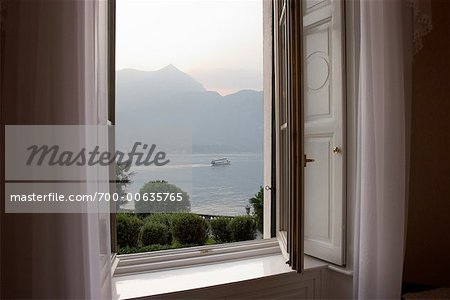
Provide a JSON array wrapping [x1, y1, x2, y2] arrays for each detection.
[[117, 209, 240, 220], [197, 214, 235, 220]]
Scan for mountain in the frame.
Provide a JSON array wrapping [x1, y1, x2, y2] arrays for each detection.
[[116, 64, 205, 100], [190, 68, 263, 96], [116, 65, 263, 153]]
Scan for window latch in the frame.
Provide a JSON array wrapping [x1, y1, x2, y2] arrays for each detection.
[[304, 154, 315, 167]]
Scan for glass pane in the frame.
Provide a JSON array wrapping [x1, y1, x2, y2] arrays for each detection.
[[115, 0, 265, 254], [279, 128, 289, 231], [279, 21, 288, 125], [277, 16, 289, 232]]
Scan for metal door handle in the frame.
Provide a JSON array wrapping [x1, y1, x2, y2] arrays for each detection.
[[333, 146, 341, 154]]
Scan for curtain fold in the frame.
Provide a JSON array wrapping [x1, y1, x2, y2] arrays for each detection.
[[409, 0, 433, 55], [354, 0, 409, 298], [1, 0, 112, 298]]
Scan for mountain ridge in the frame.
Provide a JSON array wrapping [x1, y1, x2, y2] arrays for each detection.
[[117, 65, 263, 95], [116, 65, 263, 153]]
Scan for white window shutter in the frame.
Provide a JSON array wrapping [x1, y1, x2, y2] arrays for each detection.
[[303, 0, 345, 265]]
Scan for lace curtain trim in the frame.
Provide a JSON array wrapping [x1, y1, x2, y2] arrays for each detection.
[[408, 0, 433, 55]]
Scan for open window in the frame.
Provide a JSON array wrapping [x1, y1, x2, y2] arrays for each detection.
[[111, 0, 347, 277], [269, 0, 346, 269]]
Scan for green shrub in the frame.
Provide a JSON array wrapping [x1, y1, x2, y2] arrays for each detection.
[[144, 213, 174, 242], [172, 213, 209, 245], [145, 213, 174, 228], [140, 221, 171, 246], [210, 217, 232, 243], [116, 213, 143, 248], [117, 244, 175, 255], [135, 180, 191, 214], [249, 187, 264, 233], [229, 216, 256, 242]]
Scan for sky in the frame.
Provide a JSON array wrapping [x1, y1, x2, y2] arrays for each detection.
[[116, 0, 263, 95]]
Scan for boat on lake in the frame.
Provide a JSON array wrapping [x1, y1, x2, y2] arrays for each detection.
[[211, 157, 231, 166]]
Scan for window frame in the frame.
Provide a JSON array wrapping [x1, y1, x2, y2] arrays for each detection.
[[272, 0, 305, 272], [274, 0, 290, 246], [109, 0, 286, 277], [108, 0, 117, 255]]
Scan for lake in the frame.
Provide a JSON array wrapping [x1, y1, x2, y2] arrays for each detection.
[[123, 153, 263, 216]]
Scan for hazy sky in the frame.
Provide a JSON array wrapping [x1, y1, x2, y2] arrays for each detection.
[[116, 0, 263, 95]]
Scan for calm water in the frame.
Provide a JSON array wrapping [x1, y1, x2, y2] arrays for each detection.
[[124, 153, 263, 216]]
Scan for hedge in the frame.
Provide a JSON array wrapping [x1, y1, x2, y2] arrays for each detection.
[[172, 213, 209, 245], [116, 213, 143, 248], [229, 215, 256, 242]]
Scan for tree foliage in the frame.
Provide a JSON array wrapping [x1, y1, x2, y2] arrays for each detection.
[[135, 180, 191, 214], [115, 161, 135, 211]]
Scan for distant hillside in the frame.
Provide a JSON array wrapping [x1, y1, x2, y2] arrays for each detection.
[[116, 65, 263, 153]]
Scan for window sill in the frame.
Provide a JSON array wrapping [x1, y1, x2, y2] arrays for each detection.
[[303, 255, 329, 270], [113, 253, 293, 299], [113, 249, 336, 299]]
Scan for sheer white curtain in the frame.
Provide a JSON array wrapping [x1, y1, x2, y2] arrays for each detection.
[[1, 0, 112, 298], [354, 0, 409, 298]]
